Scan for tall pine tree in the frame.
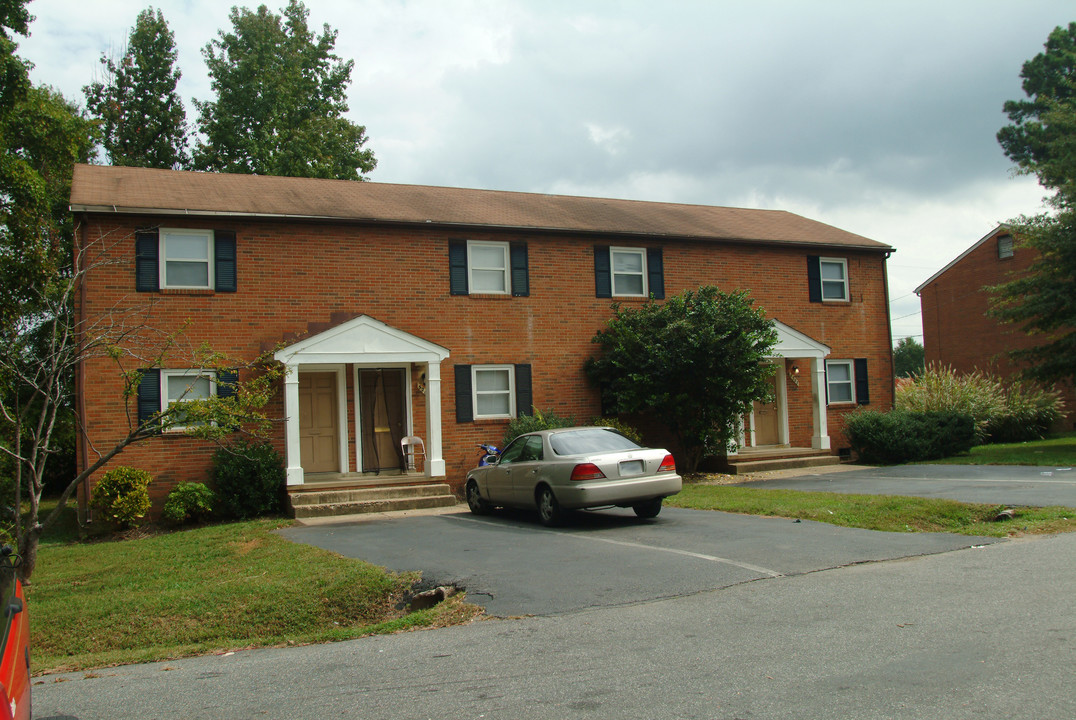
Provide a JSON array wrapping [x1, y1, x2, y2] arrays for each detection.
[[84, 7, 188, 169], [192, 0, 376, 180]]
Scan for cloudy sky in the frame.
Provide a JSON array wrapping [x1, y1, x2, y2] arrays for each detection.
[[15, 0, 1073, 344]]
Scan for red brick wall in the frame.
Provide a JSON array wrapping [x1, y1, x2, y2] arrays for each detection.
[[919, 229, 1075, 424], [75, 215, 894, 510]]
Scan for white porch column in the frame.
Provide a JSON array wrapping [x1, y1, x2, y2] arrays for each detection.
[[283, 365, 304, 486], [810, 357, 831, 450], [424, 362, 446, 477]]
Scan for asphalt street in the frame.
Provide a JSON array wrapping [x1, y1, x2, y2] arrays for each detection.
[[738, 463, 1076, 507], [35, 532, 1076, 720]]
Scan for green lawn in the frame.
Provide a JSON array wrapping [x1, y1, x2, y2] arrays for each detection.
[[928, 431, 1076, 466], [27, 518, 480, 673], [668, 484, 1076, 537]]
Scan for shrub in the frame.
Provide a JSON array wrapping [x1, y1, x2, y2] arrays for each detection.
[[844, 409, 975, 464], [162, 482, 215, 525], [984, 381, 1065, 443], [90, 466, 152, 528], [212, 439, 285, 520], [501, 408, 575, 449], [588, 416, 643, 445], [896, 366, 1003, 443]]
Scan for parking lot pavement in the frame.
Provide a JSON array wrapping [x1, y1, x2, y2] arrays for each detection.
[[738, 463, 1076, 507], [278, 506, 998, 617]]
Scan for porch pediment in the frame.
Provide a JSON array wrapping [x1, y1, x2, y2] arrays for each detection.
[[771, 321, 830, 359], [274, 315, 450, 366]]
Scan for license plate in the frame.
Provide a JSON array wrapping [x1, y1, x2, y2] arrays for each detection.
[[619, 460, 644, 477]]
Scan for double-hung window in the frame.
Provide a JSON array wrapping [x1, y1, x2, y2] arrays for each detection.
[[825, 360, 855, 404], [819, 258, 848, 301], [161, 229, 214, 289], [997, 234, 1014, 259], [467, 241, 510, 294], [473, 365, 515, 419], [161, 369, 216, 430], [611, 247, 647, 297]]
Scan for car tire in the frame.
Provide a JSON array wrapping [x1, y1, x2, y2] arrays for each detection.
[[466, 479, 492, 515], [536, 485, 564, 527], [633, 498, 663, 519]]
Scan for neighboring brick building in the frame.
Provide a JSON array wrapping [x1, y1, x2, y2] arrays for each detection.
[[70, 164, 895, 514], [915, 224, 1075, 424]]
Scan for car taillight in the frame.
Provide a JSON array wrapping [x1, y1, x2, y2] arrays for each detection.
[[658, 454, 676, 473], [570, 463, 606, 481]]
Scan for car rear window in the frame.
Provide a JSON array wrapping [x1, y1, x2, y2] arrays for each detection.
[[549, 428, 642, 456]]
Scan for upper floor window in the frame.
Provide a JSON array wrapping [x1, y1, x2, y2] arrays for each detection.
[[449, 240, 529, 296], [135, 227, 237, 293], [819, 258, 849, 301], [161, 229, 213, 289], [594, 245, 664, 299], [468, 241, 510, 294], [997, 234, 1014, 259], [611, 247, 647, 297]]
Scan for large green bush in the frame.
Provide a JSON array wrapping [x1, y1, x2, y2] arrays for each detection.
[[212, 439, 285, 519], [90, 466, 152, 528], [162, 482, 216, 525], [896, 366, 1064, 444], [844, 410, 975, 464], [501, 408, 575, 448]]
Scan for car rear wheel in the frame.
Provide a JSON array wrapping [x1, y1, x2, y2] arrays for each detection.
[[466, 480, 492, 515], [536, 486, 563, 527], [633, 498, 663, 519]]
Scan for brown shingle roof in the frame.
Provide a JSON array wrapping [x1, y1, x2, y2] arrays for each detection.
[[69, 164, 891, 251]]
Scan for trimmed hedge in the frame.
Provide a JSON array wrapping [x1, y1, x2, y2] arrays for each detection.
[[844, 409, 975, 465], [212, 439, 285, 519]]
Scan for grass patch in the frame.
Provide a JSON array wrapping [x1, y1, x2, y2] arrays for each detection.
[[26, 519, 481, 673], [928, 431, 1076, 466], [668, 484, 1076, 537]]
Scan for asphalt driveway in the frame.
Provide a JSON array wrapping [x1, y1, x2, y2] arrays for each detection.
[[736, 463, 1076, 506], [279, 505, 996, 617]]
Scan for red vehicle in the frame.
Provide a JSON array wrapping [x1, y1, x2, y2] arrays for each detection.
[[0, 547, 30, 720]]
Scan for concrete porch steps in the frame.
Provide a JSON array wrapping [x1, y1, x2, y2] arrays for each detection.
[[723, 453, 842, 475], [287, 483, 458, 518]]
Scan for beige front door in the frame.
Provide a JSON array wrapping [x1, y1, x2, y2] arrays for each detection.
[[299, 372, 339, 473], [753, 373, 781, 446]]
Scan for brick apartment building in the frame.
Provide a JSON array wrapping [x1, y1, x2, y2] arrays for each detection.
[[70, 164, 895, 514], [916, 224, 1075, 424]]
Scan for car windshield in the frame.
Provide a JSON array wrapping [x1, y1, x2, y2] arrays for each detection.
[[549, 428, 642, 456]]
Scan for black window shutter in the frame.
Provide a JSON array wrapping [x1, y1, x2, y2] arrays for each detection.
[[647, 248, 664, 299], [514, 364, 532, 417], [135, 229, 159, 292], [137, 369, 161, 433], [214, 230, 237, 292], [217, 369, 239, 399], [510, 243, 530, 297], [854, 358, 870, 405], [807, 256, 822, 303], [449, 241, 468, 295], [454, 364, 473, 422], [594, 245, 611, 298]]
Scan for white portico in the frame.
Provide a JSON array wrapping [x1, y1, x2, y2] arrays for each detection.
[[273, 315, 450, 486]]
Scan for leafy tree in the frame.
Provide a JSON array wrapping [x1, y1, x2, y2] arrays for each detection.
[[83, 7, 189, 169], [585, 286, 778, 472], [892, 337, 925, 378], [990, 23, 1076, 385], [192, 0, 376, 180]]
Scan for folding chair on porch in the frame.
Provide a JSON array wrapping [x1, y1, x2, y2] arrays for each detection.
[[400, 436, 426, 472]]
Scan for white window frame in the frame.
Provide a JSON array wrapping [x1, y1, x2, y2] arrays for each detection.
[[819, 257, 849, 302], [472, 365, 515, 419], [161, 369, 218, 431], [160, 229, 214, 290], [467, 240, 510, 295], [611, 247, 648, 297], [825, 360, 855, 405]]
